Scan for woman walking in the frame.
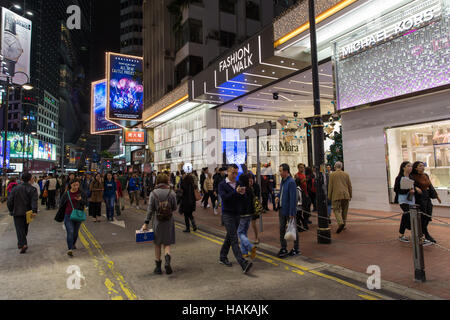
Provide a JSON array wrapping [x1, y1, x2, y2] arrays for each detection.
[[104, 173, 117, 221], [142, 174, 177, 275], [89, 173, 104, 222], [394, 161, 414, 243], [180, 170, 197, 232], [58, 179, 86, 256], [114, 173, 123, 216], [203, 172, 216, 209], [411, 161, 441, 245]]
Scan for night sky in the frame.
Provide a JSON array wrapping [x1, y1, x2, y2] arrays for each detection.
[[90, 0, 121, 82]]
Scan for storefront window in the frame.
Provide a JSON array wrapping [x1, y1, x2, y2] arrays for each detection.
[[386, 119, 450, 204]]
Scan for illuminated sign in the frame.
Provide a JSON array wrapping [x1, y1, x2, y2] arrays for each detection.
[[106, 52, 144, 121], [91, 79, 121, 134], [123, 128, 147, 146]]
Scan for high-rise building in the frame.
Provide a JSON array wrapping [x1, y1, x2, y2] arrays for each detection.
[[120, 0, 143, 56]]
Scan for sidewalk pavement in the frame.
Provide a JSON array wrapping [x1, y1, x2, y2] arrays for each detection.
[[189, 203, 450, 299]]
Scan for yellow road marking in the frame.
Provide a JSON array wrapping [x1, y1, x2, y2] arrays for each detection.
[[79, 230, 124, 300], [292, 269, 305, 276], [178, 222, 387, 300], [358, 294, 379, 300], [81, 224, 138, 300]]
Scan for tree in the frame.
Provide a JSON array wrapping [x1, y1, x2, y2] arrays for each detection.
[[100, 150, 114, 159], [326, 126, 343, 168]]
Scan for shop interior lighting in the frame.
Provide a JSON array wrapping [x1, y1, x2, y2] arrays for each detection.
[[144, 94, 188, 123]]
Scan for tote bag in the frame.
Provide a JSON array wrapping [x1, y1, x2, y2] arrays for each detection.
[[68, 192, 86, 222]]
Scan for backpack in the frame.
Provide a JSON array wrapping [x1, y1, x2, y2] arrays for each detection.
[[153, 190, 173, 221]]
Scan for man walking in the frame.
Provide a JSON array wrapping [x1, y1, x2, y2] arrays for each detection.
[[328, 161, 352, 234], [218, 164, 253, 274], [117, 172, 127, 210], [128, 173, 141, 209], [276, 164, 300, 258], [44, 173, 59, 210], [7, 173, 38, 254], [200, 167, 209, 207]]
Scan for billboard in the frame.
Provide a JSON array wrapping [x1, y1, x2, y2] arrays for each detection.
[[0, 140, 10, 169], [32, 138, 56, 161], [8, 132, 33, 159], [0, 8, 32, 85], [123, 128, 147, 146], [106, 52, 144, 121], [91, 79, 121, 134]]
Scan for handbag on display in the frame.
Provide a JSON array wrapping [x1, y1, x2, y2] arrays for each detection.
[[67, 191, 86, 222]]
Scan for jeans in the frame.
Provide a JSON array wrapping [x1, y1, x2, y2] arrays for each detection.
[[220, 214, 245, 268], [64, 214, 81, 250], [279, 212, 299, 251], [104, 196, 115, 219], [47, 190, 56, 209], [203, 190, 216, 208], [237, 216, 253, 255], [13, 216, 29, 248]]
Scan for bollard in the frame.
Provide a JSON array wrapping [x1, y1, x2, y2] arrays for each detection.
[[409, 204, 426, 282]]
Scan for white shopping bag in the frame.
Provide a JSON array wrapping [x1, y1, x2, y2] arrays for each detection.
[[284, 218, 297, 241]]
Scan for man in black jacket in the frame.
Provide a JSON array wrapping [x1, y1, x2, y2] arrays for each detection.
[[7, 172, 38, 254], [200, 167, 208, 205]]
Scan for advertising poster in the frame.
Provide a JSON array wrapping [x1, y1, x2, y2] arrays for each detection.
[[0, 8, 32, 85], [7, 132, 33, 159], [221, 129, 247, 177], [106, 52, 144, 121], [123, 128, 147, 146], [0, 140, 10, 169], [91, 79, 121, 134]]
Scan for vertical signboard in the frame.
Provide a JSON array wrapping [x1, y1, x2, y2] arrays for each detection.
[[105, 52, 144, 122], [0, 8, 32, 85], [91, 79, 121, 134]]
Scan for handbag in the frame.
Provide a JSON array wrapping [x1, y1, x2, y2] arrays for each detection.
[[194, 189, 202, 201], [254, 196, 263, 217], [67, 191, 86, 222], [42, 189, 48, 198]]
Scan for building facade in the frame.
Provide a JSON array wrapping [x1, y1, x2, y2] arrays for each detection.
[[120, 0, 143, 56]]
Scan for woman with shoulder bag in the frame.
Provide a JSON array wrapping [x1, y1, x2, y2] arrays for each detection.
[[394, 161, 414, 243], [412, 161, 442, 245], [180, 171, 198, 232], [141, 174, 177, 275], [59, 179, 86, 257]]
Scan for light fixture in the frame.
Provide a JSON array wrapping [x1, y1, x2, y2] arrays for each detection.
[[13, 4, 21, 9], [26, 11, 34, 16], [22, 83, 33, 90]]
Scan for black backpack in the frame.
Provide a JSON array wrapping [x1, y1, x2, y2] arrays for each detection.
[[153, 190, 173, 221]]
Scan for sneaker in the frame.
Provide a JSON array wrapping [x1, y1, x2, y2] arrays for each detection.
[[277, 248, 289, 258], [207, 204, 210, 208], [214, 208, 218, 215], [289, 248, 301, 256], [426, 235, 437, 243], [67, 250, 73, 257], [398, 235, 410, 243], [136, 206, 140, 210], [336, 224, 345, 234], [242, 261, 253, 274], [250, 246, 257, 260], [219, 258, 232, 267], [423, 239, 434, 247]]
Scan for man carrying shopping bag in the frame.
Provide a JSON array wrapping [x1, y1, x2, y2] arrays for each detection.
[[275, 164, 300, 258]]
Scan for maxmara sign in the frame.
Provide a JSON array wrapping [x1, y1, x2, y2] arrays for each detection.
[[260, 141, 299, 153], [338, 0, 442, 59]]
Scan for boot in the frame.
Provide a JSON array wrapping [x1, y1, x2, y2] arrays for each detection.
[[192, 219, 198, 232], [154, 260, 162, 275], [165, 254, 173, 275]]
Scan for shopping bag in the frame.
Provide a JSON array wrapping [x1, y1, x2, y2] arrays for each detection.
[[284, 219, 297, 241], [136, 229, 154, 243], [194, 189, 202, 201]]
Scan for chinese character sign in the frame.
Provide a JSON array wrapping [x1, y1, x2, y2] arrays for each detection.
[[123, 129, 147, 146], [106, 53, 144, 121]]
